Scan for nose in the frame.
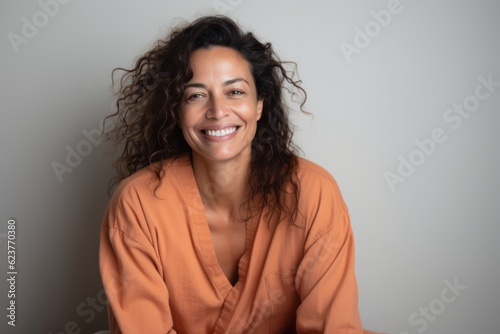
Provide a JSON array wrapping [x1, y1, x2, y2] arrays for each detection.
[[206, 94, 229, 120]]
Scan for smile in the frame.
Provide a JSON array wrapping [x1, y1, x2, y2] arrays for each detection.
[[203, 126, 238, 137]]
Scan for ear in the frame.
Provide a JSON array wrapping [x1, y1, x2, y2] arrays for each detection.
[[256, 98, 264, 121]]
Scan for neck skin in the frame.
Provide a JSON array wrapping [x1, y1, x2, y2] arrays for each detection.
[[191, 151, 251, 222]]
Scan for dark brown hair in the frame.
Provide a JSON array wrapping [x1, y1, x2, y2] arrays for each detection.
[[104, 15, 308, 224]]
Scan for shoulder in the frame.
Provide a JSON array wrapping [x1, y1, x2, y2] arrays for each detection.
[[296, 158, 343, 199], [110, 155, 189, 203], [295, 157, 349, 220], [105, 155, 190, 224], [102, 155, 192, 245], [296, 157, 337, 184]]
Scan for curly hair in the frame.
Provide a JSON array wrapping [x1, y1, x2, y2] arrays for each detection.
[[104, 15, 308, 224]]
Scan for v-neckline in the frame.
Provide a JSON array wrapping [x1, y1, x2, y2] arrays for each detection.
[[176, 154, 258, 297]]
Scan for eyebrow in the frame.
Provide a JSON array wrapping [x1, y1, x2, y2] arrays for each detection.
[[184, 78, 250, 89]]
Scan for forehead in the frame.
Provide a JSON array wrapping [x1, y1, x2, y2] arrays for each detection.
[[189, 46, 253, 78]]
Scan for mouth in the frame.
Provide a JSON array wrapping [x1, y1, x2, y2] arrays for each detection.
[[201, 126, 239, 138]]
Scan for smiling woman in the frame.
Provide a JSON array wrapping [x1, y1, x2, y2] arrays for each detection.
[[99, 15, 381, 334]]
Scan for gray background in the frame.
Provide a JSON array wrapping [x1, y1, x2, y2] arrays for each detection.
[[1, 0, 499, 333]]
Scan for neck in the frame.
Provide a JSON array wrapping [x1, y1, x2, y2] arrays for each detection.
[[191, 152, 252, 218]]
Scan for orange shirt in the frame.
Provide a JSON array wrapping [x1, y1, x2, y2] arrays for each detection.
[[99, 155, 368, 333]]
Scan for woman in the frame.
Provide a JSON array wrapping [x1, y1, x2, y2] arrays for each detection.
[[100, 15, 377, 333]]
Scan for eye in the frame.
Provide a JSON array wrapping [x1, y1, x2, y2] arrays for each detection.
[[228, 90, 244, 96], [185, 93, 204, 101]]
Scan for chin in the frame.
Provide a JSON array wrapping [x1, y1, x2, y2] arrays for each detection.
[[194, 148, 251, 164]]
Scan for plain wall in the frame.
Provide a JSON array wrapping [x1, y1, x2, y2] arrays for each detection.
[[1, 0, 499, 333]]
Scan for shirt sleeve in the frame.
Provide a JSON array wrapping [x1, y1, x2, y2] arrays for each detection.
[[99, 184, 177, 334], [295, 175, 363, 333]]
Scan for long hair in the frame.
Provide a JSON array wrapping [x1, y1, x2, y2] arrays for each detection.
[[104, 15, 308, 224]]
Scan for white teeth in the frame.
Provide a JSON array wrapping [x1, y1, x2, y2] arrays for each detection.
[[206, 127, 237, 137]]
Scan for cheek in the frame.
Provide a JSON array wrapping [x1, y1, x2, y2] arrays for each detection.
[[236, 102, 261, 121], [178, 109, 193, 129], [246, 113, 260, 139]]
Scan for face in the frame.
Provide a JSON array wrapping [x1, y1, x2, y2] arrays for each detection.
[[179, 46, 263, 165]]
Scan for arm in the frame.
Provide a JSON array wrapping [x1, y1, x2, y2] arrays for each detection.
[[294, 170, 363, 333], [295, 211, 363, 333], [99, 186, 177, 334]]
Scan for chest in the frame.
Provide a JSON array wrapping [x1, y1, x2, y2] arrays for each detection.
[[206, 216, 247, 285]]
